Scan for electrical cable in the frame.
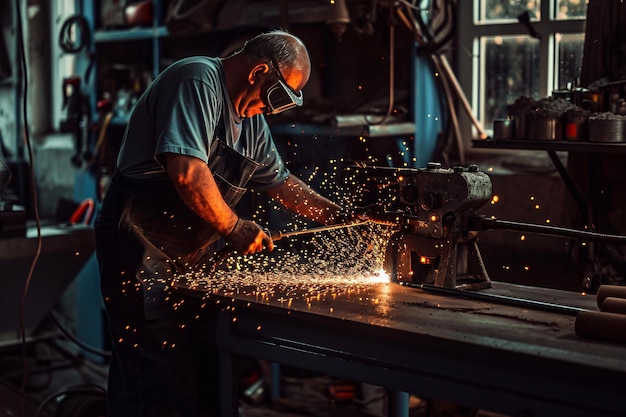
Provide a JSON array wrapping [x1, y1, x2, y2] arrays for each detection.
[[0, 120, 10, 195], [58, 13, 95, 84], [48, 311, 112, 359], [58, 14, 90, 54], [416, 0, 456, 56], [33, 384, 106, 417], [398, 0, 488, 165], [0, 152, 11, 202], [14, 1, 43, 416], [395, 2, 453, 166], [396, 4, 462, 164]]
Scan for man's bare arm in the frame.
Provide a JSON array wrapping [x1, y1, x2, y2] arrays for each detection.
[[164, 153, 272, 253], [267, 174, 342, 225]]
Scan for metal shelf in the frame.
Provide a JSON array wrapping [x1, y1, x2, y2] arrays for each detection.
[[270, 121, 415, 138], [472, 138, 626, 153], [93, 26, 169, 43]]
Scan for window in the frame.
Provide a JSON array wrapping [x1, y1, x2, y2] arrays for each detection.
[[456, 0, 586, 140]]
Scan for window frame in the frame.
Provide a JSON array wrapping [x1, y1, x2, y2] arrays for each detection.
[[456, 0, 586, 148]]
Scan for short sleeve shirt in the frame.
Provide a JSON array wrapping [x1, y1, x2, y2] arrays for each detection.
[[116, 56, 289, 191]]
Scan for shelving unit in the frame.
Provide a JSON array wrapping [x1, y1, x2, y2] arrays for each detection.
[[0, 1, 32, 212], [75, 0, 428, 197], [473, 137, 625, 291], [472, 138, 626, 153], [93, 26, 169, 42], [78, 0, 166, 126]]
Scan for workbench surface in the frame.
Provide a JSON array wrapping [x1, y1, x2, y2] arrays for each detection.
[[1, 224, 95, 342], [173, 277, 626, 417]]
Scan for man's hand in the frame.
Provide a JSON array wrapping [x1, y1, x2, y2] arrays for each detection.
[[225, 218, 274, 254]]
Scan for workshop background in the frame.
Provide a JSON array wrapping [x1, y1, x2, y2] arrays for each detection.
[[1, 0, 625, 416]]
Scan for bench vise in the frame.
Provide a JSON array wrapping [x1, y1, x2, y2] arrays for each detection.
[[356, 162, 493, 289]]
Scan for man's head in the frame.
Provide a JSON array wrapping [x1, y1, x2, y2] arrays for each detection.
[[223, 30, 311, 118]]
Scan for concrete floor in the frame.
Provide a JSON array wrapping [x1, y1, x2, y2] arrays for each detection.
[[0, 333, 107, 417]]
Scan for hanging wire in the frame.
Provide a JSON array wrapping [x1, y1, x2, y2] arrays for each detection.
[[0, 148, 11, 203], [14, 2, 44, 415], [58, 14, 90, 54], [397, 0, 490, 165]]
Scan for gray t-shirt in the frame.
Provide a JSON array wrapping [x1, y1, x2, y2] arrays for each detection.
[[116, 56, 289, 191]]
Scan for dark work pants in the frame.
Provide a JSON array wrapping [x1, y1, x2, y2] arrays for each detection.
[[95, 174, 221, 417]]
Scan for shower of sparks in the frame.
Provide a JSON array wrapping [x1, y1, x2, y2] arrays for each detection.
[[179, 138, 399, 296], [175, 223, 395, 303]]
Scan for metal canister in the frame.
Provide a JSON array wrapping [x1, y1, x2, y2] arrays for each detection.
[[563, 109, 590, 141], [527, 112, 562, 140], [581, 90, 606, 112], [506, 110, 526, 139], [552, 88, 586, 107], [492, 118, 513, 140], [552, 90, 574, 103], [588, 114, 626, 142]]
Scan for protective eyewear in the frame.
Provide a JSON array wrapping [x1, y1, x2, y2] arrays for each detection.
[[264, 62, 304, 115]]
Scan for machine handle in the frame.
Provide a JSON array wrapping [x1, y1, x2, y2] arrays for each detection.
[[473, 215, 626, 244]]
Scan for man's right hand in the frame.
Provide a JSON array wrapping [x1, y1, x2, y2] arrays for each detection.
[[225, 218, 274, 254]]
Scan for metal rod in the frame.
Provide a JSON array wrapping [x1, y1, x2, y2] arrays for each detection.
[[270, 221, 369, 241], [481, 217, 626, 244], [408, 283, 585, 316]]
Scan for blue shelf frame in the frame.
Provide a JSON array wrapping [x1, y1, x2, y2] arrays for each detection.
[[93, 26, 169, 43]]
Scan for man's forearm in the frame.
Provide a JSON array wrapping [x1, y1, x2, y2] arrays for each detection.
[[164, 153, 238, 236], [268, 174, 342, 225]]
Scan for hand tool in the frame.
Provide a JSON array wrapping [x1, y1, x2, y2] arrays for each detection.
[[269, 221, 369, 241], [207, 221, 370, 272]]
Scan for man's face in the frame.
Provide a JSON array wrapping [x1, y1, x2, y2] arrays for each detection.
[[240, 62, 307, 118]]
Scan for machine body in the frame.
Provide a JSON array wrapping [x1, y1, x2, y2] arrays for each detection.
[[353, 162, 493, 289]]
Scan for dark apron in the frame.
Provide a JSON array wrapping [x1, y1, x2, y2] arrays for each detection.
[[96, 139, 259, 319]]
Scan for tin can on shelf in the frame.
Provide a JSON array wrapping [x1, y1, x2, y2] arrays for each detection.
[[492, 118, 513, 140], [563, 108, 590, 141], [507, 110, 527, 139], [506, 97, 537, 140], [527, 112, 562, 140], [588, 113, 626, 142], [581, 90, 606, 112]]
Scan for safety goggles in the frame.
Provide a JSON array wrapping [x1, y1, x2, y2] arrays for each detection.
[[264, 61, 304, 115]]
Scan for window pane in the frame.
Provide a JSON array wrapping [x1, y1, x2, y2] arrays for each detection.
[[481, 35, 540, 129], [481, 0, 541, 22], [556, 0, 587, 19], [555, 33, 585, 90]]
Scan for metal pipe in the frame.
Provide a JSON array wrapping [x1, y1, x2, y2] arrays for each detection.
[[270, 221, 369, 241], [414, 283, 585, 316], [479, 217, 626, 244]]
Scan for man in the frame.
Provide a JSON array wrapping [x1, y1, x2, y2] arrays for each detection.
[[94, 30, 351, 416]]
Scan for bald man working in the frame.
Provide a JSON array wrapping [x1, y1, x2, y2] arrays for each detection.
[[95, 30, 346, 416]]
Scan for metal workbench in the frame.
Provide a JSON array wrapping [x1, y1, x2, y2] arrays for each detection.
[[0, 223, 95, 343], [173, 278, 626, 417]]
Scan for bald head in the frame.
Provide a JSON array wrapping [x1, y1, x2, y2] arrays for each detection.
[[221, 30, 311, 118], [237, 30, 311, 89]]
